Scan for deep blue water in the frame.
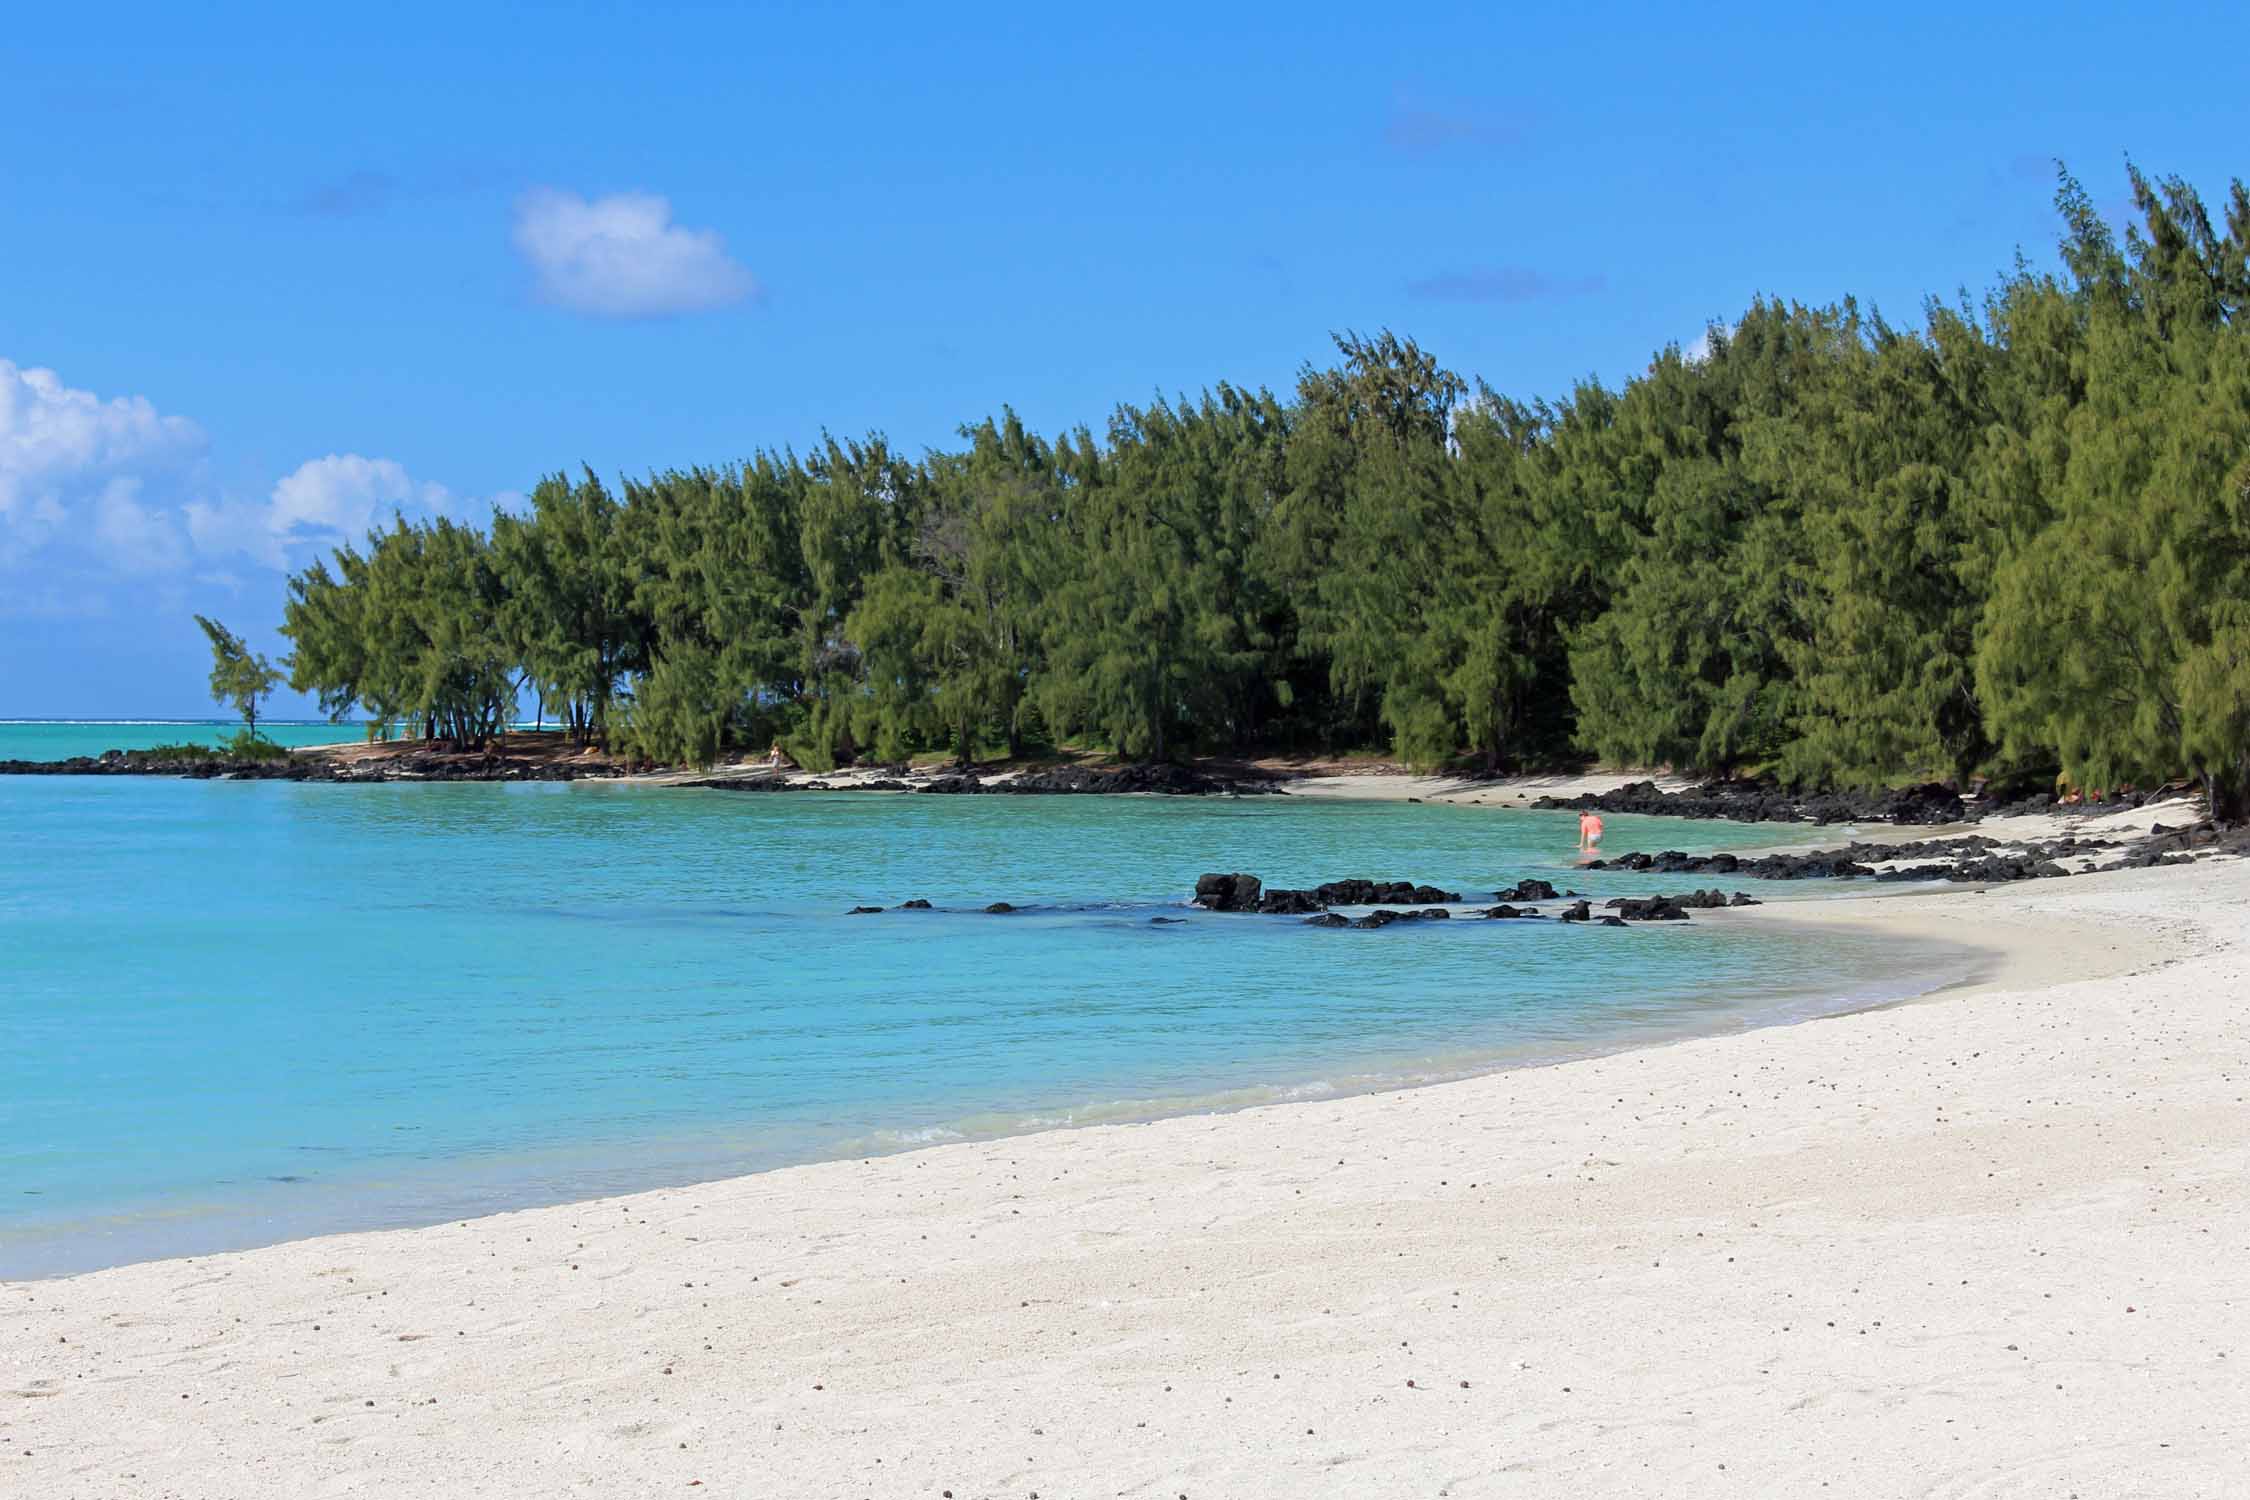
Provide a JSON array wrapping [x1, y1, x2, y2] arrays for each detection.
[[0, 771, 1969, 1277]]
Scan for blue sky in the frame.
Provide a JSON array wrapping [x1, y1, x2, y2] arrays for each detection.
[[5, 0, 2247, 717]]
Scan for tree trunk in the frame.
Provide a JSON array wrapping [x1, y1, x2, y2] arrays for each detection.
[[2208, 759, 2250, 825]]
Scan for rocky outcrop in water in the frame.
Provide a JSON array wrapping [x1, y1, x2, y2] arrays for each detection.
[[1605, 896, 1691, 922], [1303, 907, 1454, 930], [1193, 873, 1465, 915]]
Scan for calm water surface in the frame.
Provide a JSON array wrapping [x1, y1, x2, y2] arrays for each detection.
[[0, 719, 370, 760], [0, 771, 1970, 1277]]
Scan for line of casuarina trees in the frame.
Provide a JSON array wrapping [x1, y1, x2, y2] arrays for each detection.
[[270, 166, 2250, 818]]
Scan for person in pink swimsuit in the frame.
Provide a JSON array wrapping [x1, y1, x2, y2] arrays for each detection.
[[1578, 811, 1604, 850]]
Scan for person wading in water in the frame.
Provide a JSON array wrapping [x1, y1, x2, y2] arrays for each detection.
[[1578, 810, 1604, 852]]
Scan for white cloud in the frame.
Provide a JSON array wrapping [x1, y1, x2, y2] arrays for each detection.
[[91, 478, 189, 575], [187, 453, 452, 567], [512, 188, 757, 318], [4, 355, 471, 593], [0, 357, 205, 568]]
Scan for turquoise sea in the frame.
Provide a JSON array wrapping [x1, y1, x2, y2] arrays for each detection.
[[0, 725, 1974, 1279], [0, 719, 373, 760]]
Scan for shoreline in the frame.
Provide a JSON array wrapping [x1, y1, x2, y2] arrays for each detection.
[[7, 859, 2244, 1493], [0, 897, 1985, 1283]]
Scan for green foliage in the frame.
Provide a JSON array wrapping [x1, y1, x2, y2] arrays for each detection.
[[260, 163, 2250, 810], [136, 732, 291, 763], [193, 615, 283, 734], [222, 730, 292, 761], [1977, 165, 2250, 819], [615, 641, 733, 768]]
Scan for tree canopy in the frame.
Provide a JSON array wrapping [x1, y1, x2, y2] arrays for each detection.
[[194, 615, 283, 736], [268, 164, 2250, 818]]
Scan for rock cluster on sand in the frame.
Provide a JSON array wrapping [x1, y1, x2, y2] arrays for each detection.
[[917, 764, 1283, 796], [1589, 834, 2116, 884], [1532, 777, 1969, 825]]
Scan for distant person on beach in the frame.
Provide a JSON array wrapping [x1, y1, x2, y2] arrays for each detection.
[[1578, 811, 1604, 851], [764, 743, 790, 770]]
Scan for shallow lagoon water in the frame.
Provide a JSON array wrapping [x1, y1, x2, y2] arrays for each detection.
[[0, 773, 1971, 1277]]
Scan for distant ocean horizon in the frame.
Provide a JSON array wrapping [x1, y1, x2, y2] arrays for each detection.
[[0, 719, 558, 762]]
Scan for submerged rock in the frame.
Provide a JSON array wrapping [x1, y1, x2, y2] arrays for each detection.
[[1347, 907, 1451, 929]]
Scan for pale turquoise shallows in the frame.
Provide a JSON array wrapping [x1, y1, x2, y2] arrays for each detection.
[[0, 768, 1970, 1278]]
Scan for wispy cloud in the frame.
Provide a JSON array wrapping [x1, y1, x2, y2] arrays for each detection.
[[187, 454, 454, 567], [1383, 93, 1531, 157], [285, 164, 511, 220], [1406, 267, 1606, 303], [290, 169, 401, 219], [512, 188, 758, 319]]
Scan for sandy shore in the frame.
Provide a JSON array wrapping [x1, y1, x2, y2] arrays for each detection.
[[8, 859, 2246, 1496]]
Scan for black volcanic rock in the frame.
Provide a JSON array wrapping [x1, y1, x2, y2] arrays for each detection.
[[1606, 896, 1691, 922], [1190, 874, 1463, 915], [1532, 777, 1969, 826], [917, 763, 1284, 797], [1192, 873, 1264, 912]]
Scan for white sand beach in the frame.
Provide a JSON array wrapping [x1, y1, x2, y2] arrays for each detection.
[[7, 857, 2246, 1498]]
